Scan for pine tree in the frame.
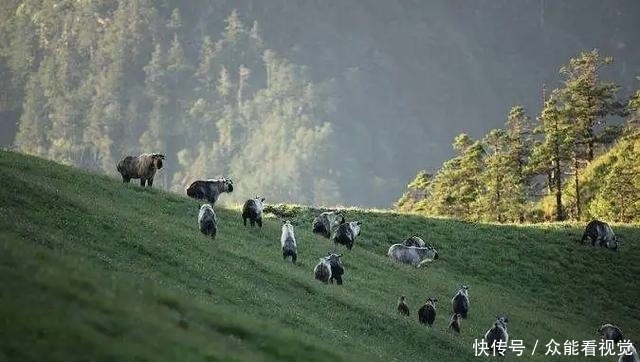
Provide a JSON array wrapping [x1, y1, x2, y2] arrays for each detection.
[[425, 134, 485, 220], [530, 97, 576, 221]]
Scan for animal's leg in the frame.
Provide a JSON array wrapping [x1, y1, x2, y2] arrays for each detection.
[[243, 217, 247, 226], [140, 178, 146, 187], [147, 178, 153, 187], [257, 219, 262, 228], [291, 254, 297, 264]]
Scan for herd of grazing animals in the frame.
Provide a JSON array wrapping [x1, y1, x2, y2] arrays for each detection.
[[116, 153, 635, 360]]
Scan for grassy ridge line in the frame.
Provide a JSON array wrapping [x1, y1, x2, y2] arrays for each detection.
[[1, 150, 639, 362]]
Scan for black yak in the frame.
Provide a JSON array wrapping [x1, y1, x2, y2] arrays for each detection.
[[186, 178, 234, 205], [418, 298, 438, 326], [242, 196, 265, 228]]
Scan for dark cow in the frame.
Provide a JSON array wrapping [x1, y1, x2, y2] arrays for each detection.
[[333, 221, 361, 250], [580, 219, 619, 250], [186, 178, 234, 205], [484, 315, 509, 357], [312, 211, 345, 238], [397, 295, 410, 316], [313, 257, 332, 284], [242, 197, 265, 228], [451, 285, 470, 319], [326, 253, 345, 285], [116, 153, 165, 187], [418, 298, 438, 326]]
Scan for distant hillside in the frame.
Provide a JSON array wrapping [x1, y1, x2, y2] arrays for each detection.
[[1, 150, 639, 361]]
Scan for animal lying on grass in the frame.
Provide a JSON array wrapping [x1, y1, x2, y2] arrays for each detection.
[[387, 244, 439, 267]]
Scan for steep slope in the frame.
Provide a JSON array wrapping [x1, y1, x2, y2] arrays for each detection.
[[1, 150, 639, 361]]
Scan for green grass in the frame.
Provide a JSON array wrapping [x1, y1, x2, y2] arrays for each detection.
[[1, 149, 639, 361]]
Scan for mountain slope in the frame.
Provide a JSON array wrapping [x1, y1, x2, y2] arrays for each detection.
[[1, 150, 639, 361]]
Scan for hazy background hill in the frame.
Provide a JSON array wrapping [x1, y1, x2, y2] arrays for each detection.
[[1, 0, 639, 207]]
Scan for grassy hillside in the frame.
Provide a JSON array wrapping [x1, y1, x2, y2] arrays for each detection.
[[1, 149, 639, 362]]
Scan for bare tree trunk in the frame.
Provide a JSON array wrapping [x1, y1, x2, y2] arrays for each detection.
[[554, 160, 564, 221], [574, 159, 581, 221]]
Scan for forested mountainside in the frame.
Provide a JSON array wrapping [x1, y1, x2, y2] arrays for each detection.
[[1, 0, 639, 207], [397, 54, 640, 222]]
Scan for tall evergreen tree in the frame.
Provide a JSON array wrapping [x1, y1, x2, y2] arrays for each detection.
[[530, 97, 576, 221]]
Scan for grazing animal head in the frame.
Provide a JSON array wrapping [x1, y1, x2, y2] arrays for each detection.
[[222, 178, 233, 192], [150, 153, 165, 170], [495, 315, 508, 329], [208, 177, 233, 193], [425, 297, 438, 309], [326, 252, 343, 265], [348, 221, 361, 236]]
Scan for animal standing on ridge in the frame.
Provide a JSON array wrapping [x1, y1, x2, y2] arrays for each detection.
[[397, 296, 410, 316], [333, 221, 361, 250], [417, 298, 438, 326], [197, 204, 217, 239], [186, 178, 234, 205], [312, 211, 345, 238], [242, 196, 265, 228], [484, 315, 509, 357], [280, 220, 298, 264], [387, 243, 439, 267], [451, 285, 470, 319], [580, 219, 619, 250], [116, 153, 165, 187]]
